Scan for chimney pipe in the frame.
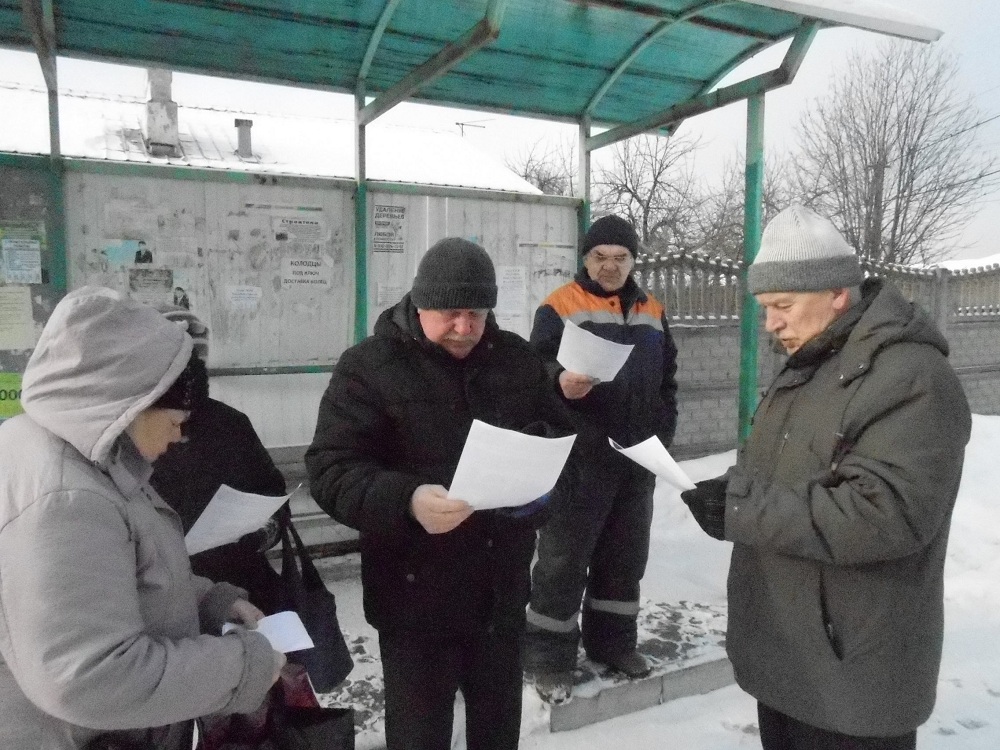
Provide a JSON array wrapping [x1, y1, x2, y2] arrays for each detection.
[[235, 119, 253, 159], [145, 68, 181, 158]]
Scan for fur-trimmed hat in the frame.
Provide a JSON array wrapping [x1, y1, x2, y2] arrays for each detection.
[[747, 205, 864, 295], [410, 238, 498, 310], [581, 215, 640, 258]]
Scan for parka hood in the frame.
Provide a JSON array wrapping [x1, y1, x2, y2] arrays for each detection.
[[787, 278, 949, 381], [851, 277, 948, 353], [837, 278, 949, 384], [21, 287, 193, 464]]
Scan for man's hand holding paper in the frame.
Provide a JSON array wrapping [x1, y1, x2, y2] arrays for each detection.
[[447, 420, 576, 511], [556, 320, 634, 384], [411, 484, 473, 534]]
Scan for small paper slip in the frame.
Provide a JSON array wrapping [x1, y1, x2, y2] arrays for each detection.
[[556, 320, 634, 383], [184, 483, 300, 555], [223, 611, 314, 653], [610, 436, 696, 491], [448, 420, 576, 510]]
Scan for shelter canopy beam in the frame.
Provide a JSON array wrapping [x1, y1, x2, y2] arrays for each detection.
[[20, 0, 57, 91], [585, 0, 749, 116], [585, 21, 818, 152], [577, 0, 776, 41], [359, 0, 404, 84], [358, 0, 508, 127]]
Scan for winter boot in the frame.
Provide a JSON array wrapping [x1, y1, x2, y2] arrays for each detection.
[[527, 670, 574, 704], [604, 650, 652, 679]]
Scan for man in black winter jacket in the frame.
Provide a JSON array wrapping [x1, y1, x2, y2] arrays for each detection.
[[306, 238, 576, 750]]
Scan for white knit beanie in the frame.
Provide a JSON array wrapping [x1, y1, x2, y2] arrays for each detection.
[[747, 205, 863, 295]]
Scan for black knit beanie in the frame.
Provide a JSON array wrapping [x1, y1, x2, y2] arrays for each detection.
[[410, 238, 498, 310], [581, 215, 640, 257], [153, 352, 209, 412]]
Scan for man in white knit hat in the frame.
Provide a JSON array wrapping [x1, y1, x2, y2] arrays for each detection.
[[680, 205, 971, 749]]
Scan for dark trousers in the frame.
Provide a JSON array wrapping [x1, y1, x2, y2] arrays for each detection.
[[525, 455, 654, 671], [758, 703, 917, 750], [380, 629, 523, 750]]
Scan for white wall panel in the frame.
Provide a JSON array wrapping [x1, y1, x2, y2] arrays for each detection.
[[66, 172, 354, 368], [367, 192, 578, 338], [63, 174, 576, 448]]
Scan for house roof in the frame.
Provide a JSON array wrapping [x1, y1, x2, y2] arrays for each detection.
[[2, 0, 939, 137], [0, 81, 542, 192]]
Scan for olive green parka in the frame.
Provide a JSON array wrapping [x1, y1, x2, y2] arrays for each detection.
[[724, 278, 971, 737]]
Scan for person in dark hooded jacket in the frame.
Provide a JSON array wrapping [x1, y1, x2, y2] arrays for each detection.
[[681, 206, 971, 750], [306, 238, 576, 750], [150, 306, 289, 616]]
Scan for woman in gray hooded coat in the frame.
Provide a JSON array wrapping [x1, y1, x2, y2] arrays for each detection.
[[0, 287, 280, 750]]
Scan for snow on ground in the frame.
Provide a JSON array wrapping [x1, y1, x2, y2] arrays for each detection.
[[330, 415, 1000, 749]]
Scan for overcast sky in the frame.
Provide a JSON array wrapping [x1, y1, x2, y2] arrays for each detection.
[[2, 0, 997, 260]]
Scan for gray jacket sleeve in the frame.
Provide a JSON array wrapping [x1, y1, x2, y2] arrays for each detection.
[[0, 490, 275, 729]]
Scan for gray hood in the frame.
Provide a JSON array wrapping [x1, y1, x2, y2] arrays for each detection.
[[21, 287, 193, 464]]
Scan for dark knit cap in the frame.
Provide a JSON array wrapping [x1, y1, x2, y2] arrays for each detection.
[[153, 352, 209, 412], [581, 215, 640, 257], [410, 238, 498, 310]]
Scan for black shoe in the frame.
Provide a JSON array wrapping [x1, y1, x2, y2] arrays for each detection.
[[605, 651, 652, 679]]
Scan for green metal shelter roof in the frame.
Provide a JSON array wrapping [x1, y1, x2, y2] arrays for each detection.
[[3, 0, 939, 134]]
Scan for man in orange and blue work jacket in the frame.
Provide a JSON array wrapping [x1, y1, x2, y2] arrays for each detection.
[[524, 215, 678, 700]]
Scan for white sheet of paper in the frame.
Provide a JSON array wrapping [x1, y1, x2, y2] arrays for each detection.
[[448, 420, 576, 510], [184, 483, 298, 555], [556, 320, 634, 382], [223, 611, 315, 653], [610, 436, 696, 491]]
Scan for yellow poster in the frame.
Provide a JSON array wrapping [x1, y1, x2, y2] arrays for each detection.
[[0, 372, 23, 419]]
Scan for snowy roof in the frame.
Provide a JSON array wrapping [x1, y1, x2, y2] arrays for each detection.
[[742, 0, 940, 42], [0, 82, 541, 194]]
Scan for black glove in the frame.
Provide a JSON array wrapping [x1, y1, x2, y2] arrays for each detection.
[[680, 477, 728, 540]]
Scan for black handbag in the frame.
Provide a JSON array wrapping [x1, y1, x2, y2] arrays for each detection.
[[279, 520, 354, 693], [201, 665, 354, 750]]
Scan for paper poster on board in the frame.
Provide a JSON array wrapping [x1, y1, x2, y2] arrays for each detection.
[[272, 215, 325, 243], [1, 238, 42, 284], [0, 285, 36, 350], [281, 257, 332, 290], [372, 205, 406, 253], [226, 285, 262, 311], [127, 267, 173, 306], [376, 282, 405, 307]]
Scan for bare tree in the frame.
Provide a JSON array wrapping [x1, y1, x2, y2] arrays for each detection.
[[592, 133, 705, 253], [793, 40, 998, 265], [505, 138, 577, 196], [696, 151, 796, 262]]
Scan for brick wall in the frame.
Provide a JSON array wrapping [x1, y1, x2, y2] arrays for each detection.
[[670, 316, 1000, 460]]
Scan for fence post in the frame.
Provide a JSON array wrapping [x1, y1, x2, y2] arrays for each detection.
[[934, 267, 950, 336]]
